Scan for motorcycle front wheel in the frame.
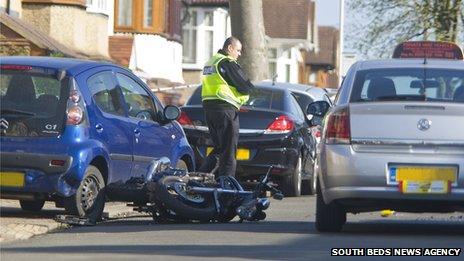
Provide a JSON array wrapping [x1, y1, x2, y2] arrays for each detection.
[[154, 176, 217, 222]]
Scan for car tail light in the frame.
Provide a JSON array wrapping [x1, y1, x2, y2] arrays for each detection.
[[0, 65, 32, 71], [311, 127, 321, 138], [67, 106, 83, 125], [66, 78, 86, 125], [178, 111, 194, 127], [265, 115, 294, 134], [324, 107, 350, 144]]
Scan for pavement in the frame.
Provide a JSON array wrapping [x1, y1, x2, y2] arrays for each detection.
[[0, 199, 138, 243]]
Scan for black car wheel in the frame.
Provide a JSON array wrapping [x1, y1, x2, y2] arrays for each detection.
[[308, 157, 318, 195], [281, 154, 302, 197], [19, 200, 45, 212], [64, 165, 106, 222], [302, 156, 317, 195], [315, 179, 346, 232]]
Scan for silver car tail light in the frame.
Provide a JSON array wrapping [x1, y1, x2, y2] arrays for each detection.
[[324, 106, 351, 144]]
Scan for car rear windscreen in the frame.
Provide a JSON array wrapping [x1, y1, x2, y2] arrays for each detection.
[[0, 69, 69, 137], [187, 86, 284, 111], [350, 68, 464, 103]]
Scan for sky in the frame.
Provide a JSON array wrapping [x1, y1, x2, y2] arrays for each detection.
[[315, 0, 341, 28]]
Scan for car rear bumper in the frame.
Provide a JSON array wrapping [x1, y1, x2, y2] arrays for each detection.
[[319, 144, 464, 209], [0, 131, 104, 198], [187, 130, 300, 180], [236, 147, 299, 179], [0, 152, 74, 198]]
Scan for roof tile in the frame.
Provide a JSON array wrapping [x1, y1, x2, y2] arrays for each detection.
[[263, 0, 313, 40]]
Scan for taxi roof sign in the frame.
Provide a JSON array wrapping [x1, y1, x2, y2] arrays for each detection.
[[392, 41, 463, 60]]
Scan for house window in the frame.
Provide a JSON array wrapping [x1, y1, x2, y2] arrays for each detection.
[[114, 0, 165, 33], [86, 0, 108, 15], [182, 8, 228, 67], [284, 49, 291, 59], [268, 48, 277, 78], [282, 49, 293, 82], [182, 10, 197, 63], [143, 0, 153, 28], [117, 0, 133, 27], [285, 64, 291, 82], [204, 11, 214, 62]]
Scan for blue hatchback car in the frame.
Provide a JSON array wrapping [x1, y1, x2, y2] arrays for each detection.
[[0, 57, 194, 220]]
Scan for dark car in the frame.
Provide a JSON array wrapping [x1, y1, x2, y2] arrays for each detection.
[[179, 82, 323, 196], [0, 57, 194, 220]]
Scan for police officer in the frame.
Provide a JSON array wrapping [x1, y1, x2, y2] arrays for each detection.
[[198, 36, 255, 177]]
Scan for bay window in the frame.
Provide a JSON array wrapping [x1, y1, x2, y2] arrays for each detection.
[[114, 0, 165, 33]]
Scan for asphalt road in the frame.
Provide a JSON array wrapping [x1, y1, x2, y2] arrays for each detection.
[[1, 196, 463, 261]]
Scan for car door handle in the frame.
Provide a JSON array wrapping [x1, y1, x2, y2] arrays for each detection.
[[134, 128, 141, 137], [95, 124, 103, 133]]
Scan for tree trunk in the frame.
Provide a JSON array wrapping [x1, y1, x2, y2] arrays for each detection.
[[229, 0, 268, 81]]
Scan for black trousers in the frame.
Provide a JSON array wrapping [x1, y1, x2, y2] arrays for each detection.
[[198, 107, 239, 177]]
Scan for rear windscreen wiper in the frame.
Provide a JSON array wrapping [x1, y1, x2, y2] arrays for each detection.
[[0, 108, 36, 116]]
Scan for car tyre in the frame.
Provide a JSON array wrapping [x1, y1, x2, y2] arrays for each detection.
[[302, 157, 317, 195], [281, 155, 302, 197], [176, 159, 189, 171], [19, 200, 45, 212], [64, 165, 106, 222], [308, 158, 318, 195], [315, 179, 346, 232]]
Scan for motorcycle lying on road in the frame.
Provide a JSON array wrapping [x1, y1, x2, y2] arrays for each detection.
[[56, 157, 283, 225], [145, 158, 284, 223]]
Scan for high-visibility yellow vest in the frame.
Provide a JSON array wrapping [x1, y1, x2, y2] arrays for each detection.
[[201, 53, 249, 109]]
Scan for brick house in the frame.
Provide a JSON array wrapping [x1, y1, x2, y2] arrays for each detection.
[[1, 12, 84, 57], [1, 0, 111, 59], [108, 0, 185, 87], [181, 0, 317, 85], [304, 26, 340, 88]]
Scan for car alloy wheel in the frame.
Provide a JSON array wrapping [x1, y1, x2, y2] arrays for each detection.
[[64, 165, 106, 221], [80, 175, 100, 211]]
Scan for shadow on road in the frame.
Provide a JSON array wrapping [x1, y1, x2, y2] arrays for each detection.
[[54, 216, 464, 237], [0, 207, 64, 219]]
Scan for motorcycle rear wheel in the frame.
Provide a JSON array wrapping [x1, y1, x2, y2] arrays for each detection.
[[154, 176, 216, 222]]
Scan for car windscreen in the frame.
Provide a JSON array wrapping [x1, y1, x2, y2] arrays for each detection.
[[187, 86, 284, 110], [350, 68, 464, 103], [0, 69, 69, 137]]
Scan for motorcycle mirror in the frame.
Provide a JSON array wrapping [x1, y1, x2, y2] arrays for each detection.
[[273, 193, 284, 200]]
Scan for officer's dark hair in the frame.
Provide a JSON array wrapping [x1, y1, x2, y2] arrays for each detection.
[[222, 36, 240, 51]]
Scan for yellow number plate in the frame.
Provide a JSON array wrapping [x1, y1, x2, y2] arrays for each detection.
[[401, 180, 449, 194], [206, 147, 250, 161], [236, 149, 250, 161], [394, 166, 457, 194], [396, 167, 457, 183], [0, 172, 25, 187]]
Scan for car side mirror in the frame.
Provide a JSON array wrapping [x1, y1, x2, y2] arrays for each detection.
[[306, 101, 330, 117], [163, 105, 180, 121]]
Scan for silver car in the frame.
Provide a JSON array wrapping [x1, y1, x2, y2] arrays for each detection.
[[308, 42, 464, 232]]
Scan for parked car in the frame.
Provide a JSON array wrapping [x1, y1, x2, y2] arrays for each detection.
[[0, 56, 194, 220], [309, 41, 464, 232], [179, 81, 328, 196], [270, 82, 334, 194]]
